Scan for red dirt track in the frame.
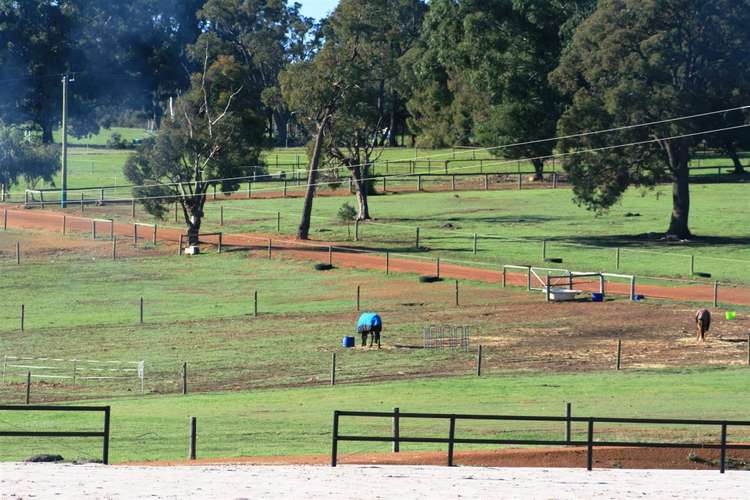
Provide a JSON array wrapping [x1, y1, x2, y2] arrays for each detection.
[[3, 206, 750, 307], [127, 446, 750, 471]]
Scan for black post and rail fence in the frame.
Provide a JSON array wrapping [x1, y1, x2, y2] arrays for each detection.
[[0, 405, 111, 464], [331, 409, 750, 473]]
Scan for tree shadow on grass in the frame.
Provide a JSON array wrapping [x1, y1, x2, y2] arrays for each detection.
[[558, 233, 750, 249]]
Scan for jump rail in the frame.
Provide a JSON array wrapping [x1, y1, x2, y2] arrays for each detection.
[[0, 405, 111, 464], [331, 410, 750, 473]]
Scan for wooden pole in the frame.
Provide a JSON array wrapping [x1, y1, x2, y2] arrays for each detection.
[[502, 266, 506, 288], [178, 234, 184, 256], [16, 240, 20, 265], [330, 352, 336, 386], [267, 239, 272, 259], [92, 220, 96, 240], [690, 255, 695, 275], [182, 362, 187, 395], [25, 371, 31, 404], [174, 202, 178, 223], [392, 407, 400, 453], [630, 276, 636, 301], [220, 205, 224, 226], [385, 251, 390, 275], [542, 240, 547, 260], [20, 304, 24, 332], [455, 280, 459, 307], [80, 192, 84, 213], [616, 248, 620, 270], [112, 237, 116, 260], [218, 233, 222, 254], [328, 246, 333, 266], [62, 215, 66, 235], [616, 339, 622, 370], [139, 297, 144, 324], [476, 345, 482, 376], [277, 212, 281, 233], [436, 258, 440, 279], [253, 290, 258, 317], [355, 219, 359, 241], [714, 281, 719, 308], [131, 199, 136, 218], [565, 402, 572, 445], [473, 233, 478, 254], [415, 227, 420, 248], [189, 416, 197, 460], [546, 272, 551, 302], [152, 225, 157, 245], [356, 285, 361, 311], [3, 208, 7, 230]]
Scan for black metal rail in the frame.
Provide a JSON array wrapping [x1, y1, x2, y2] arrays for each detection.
[[331, 410, 750, 473], [0, 405, 111, 464]]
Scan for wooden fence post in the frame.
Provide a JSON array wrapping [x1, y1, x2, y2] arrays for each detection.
[[565, 402, 572, 445], [178, 234, 184, 256], [690, 255, 695, 275], [80, 192, 85, 213], [182, 362, 188, 395], [3, 208, 7, 230], [436, 257, 441, 279], [189, 416, 197, 460], [385, 251, 390, 275], [112, 237, 117, 260], [220, 205, 224, 226], [218, 233, 223, 254], [355, 219, 359, 241], [174, 202, 178, 223], [392, 407, 400, 453], [455, 280, 459, 307], [616, 339, 622, 370], [131, 199, 136, 218], [415, 227, 420, 248], [616, 248, 621, 270], [356, 285, 361, 311], [62, 215, 66, 235], [20, 304, 24, 332], [253, 290, 258, 317], [447, 416, 456, 466], [476, 345, 482, 376], [91, 220, 96, 240], [330, 352, 336, 386], [473, 233, 478, 254], [542, 240, 547, 260], [267, 239, 272, 259], [277, 212, 281, 233], [139, 297, 144, 324], [713, 281, 719, 308], [629, 276, 636, 301], [502, 266, 506, 288], [16, 241, 20, 265], [25, 371, 31, 404]]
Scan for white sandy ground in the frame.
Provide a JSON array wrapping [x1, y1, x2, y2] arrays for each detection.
[[1, 463, 749, 499]]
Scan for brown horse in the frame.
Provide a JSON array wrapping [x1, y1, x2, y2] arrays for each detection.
[[695, 309, 711, 342]]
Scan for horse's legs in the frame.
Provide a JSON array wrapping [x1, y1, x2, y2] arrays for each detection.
[[361, 332, 367, 347]]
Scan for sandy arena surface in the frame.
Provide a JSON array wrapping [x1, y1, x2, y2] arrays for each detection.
[[1, 463, 749, 499]]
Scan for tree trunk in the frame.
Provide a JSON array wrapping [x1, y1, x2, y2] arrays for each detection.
[[351, 166, 371, 220], [275, 110, 289, 147], [298, 117, 329, 240], [187, 214, 202, 247], [665, 140, 692, 239], [531, 158, 544, 181], [41, 122, 54, 144], [726, 144, 746, 174]]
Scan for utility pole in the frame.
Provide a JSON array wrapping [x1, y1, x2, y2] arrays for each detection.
[[60, 74, 73, 208]]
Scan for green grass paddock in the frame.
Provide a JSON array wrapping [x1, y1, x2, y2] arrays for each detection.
[[1, 368, 750, 462]]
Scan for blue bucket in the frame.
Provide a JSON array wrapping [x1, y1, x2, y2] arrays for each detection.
[[591, 293, 603, 302], [342, 336, 355, 348], [632, 294, 645, 301]]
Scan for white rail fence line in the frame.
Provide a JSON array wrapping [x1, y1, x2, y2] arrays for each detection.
[[2, 355, 145, 393]]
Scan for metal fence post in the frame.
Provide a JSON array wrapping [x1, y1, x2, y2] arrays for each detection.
[[103, 406, 111, 465], [331, 411, 340, 467], [565, 402, 572, 445], [189, 416, 197, 460], [720, 423, 727, 473], [447, 416, 456, 466], [586, 418, 594, 471]]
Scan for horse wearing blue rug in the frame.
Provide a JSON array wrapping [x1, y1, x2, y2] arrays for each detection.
[[356, 313, 382, 349]]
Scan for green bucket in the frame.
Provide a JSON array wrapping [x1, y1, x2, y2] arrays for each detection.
[[726, 311, 737, 320]]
